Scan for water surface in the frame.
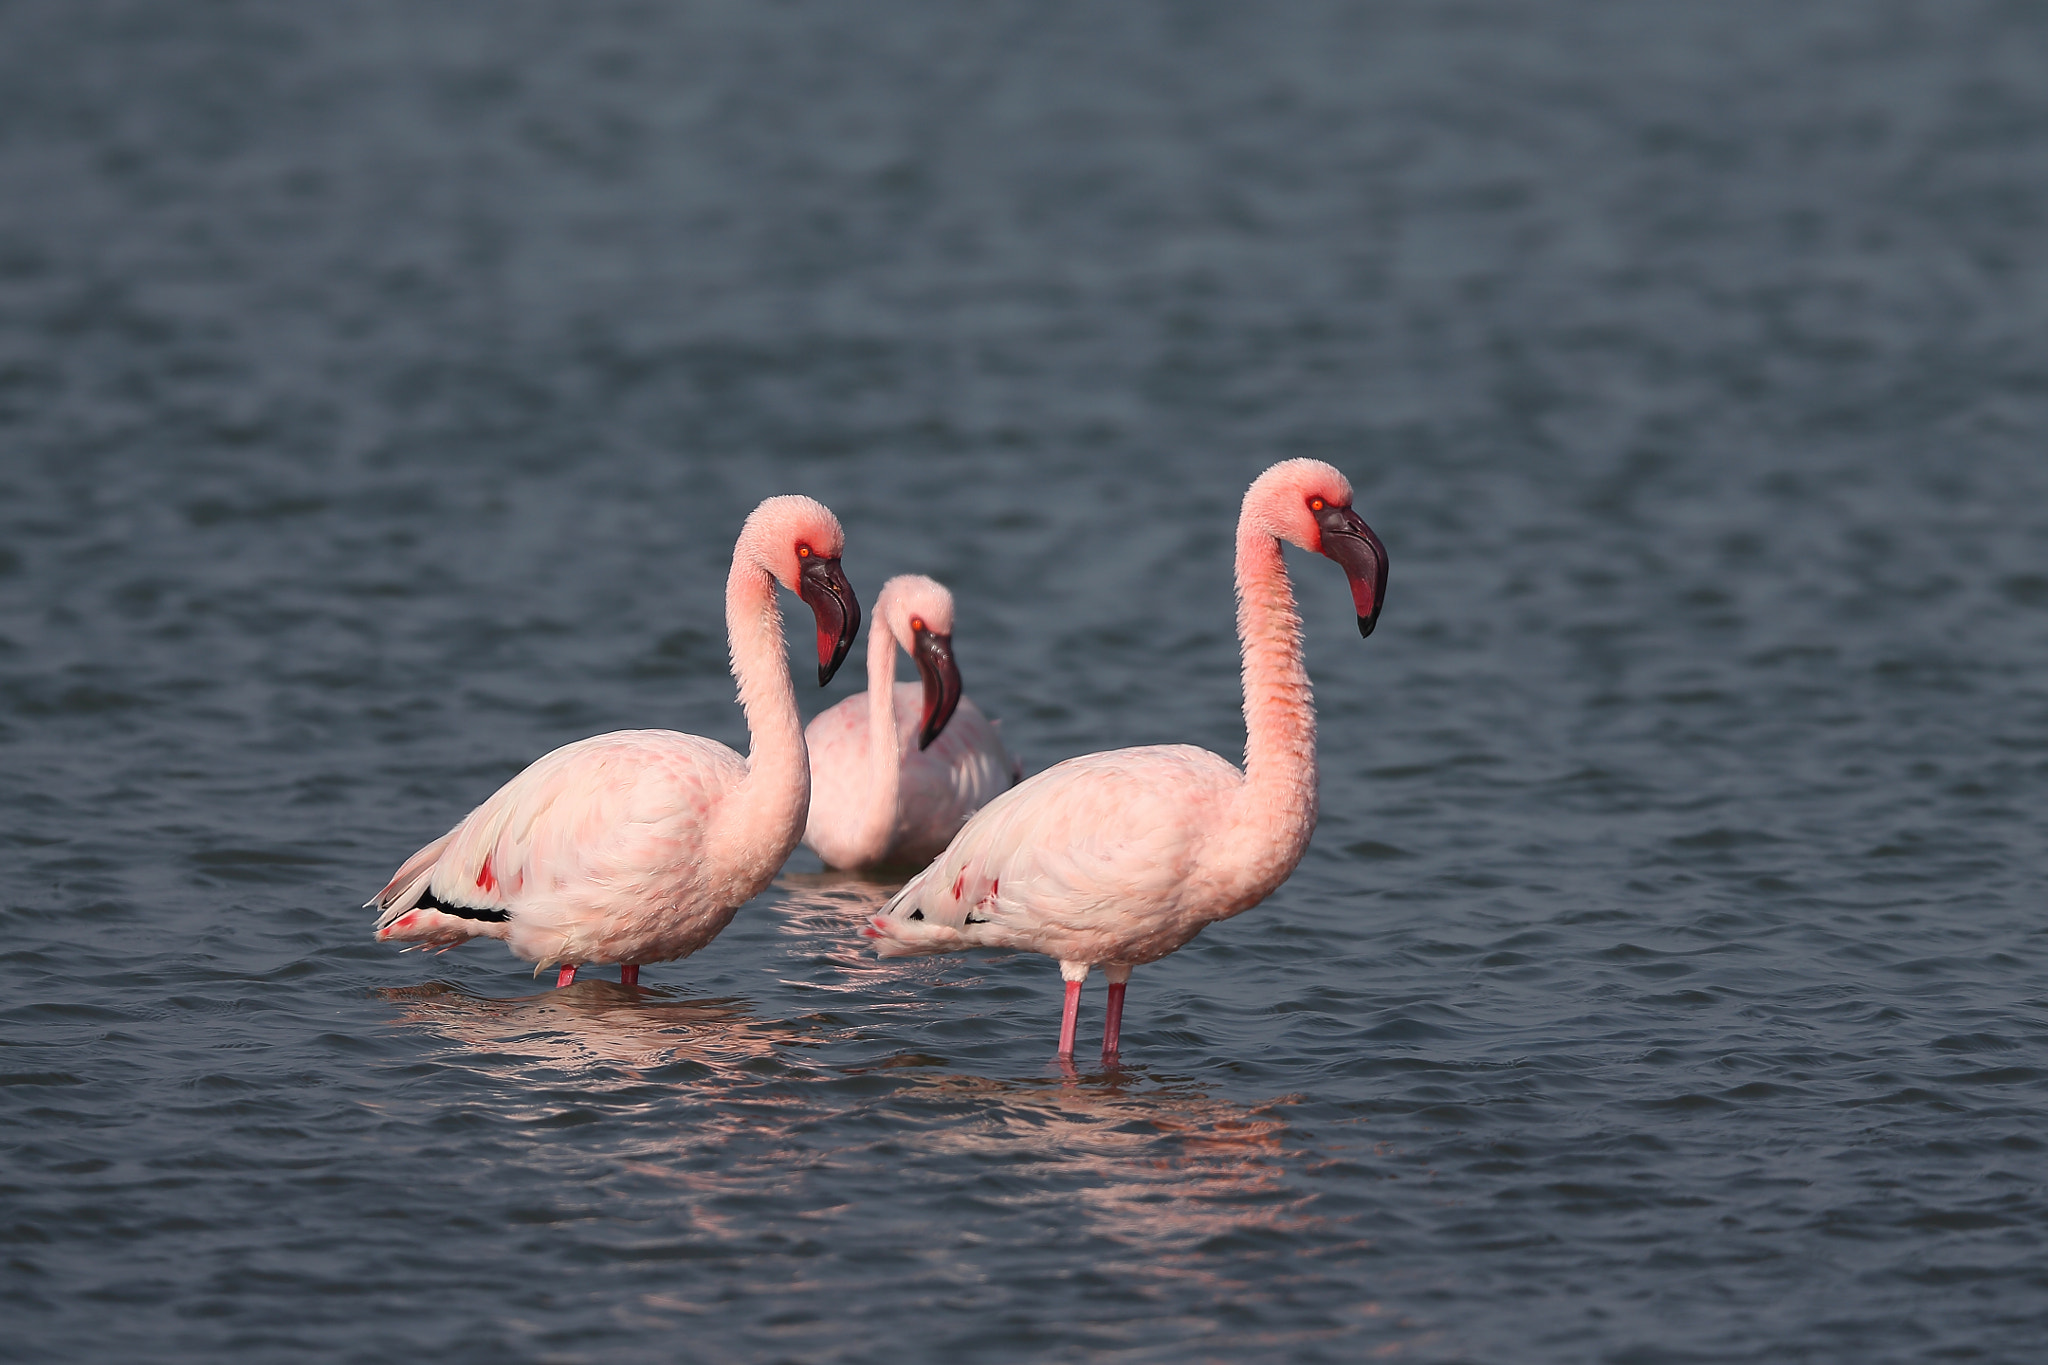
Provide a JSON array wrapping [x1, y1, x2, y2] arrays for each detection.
[[4, 3, 2047, 1361]]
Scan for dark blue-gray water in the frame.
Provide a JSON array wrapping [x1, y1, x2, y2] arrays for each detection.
[[4, 3, 2047, 1361]]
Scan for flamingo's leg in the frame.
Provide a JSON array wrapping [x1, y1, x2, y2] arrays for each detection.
[[1102, 984, 1127, 1059], [620, 964, 639, 988], [1057, 981, 1083, 1056], [556, 963, 578, 988], [1102, 964, 1131, 1060]]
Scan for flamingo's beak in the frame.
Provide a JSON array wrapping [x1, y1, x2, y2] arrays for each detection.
[[798, 556, 861, 685], [912, 626, 963, 750], [1315, 504, 1389, 637]]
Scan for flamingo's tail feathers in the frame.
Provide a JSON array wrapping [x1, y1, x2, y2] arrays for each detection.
[[862, 913, 969, 959], [863, 869, 945, 956], [374, 901, 486, 948], [372, 833, 454, 916], [371, 866, 438, 932], [371, 833, 484, 948]]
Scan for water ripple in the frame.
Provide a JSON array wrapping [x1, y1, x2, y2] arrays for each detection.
[[5, 2, 2048, 1360]]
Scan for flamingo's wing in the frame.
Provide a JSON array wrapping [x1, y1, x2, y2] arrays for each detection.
[[924, 697, 1017, 807], [893, 694, 1020, 858], [801, 692, 878, 864], [372, 730, 741, 939], [866, 744, 1241, 959]]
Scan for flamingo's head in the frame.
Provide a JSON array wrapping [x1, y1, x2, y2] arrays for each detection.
[[877, 574, 963, 750], [742, 495, 862, 684], [1248, 458, 1389, 637]]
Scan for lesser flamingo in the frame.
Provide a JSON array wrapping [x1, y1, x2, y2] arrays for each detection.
[[803, 574, 1020, 871], [863, 459, 1387, 1059], [371, 495, 861, 986]]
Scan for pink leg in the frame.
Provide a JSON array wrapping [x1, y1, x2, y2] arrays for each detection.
[[1057, 980, 1082, 1057], [620, 964, 639, 987], [1102, 981, 1126, 1059], [556, 963, 577, 988]]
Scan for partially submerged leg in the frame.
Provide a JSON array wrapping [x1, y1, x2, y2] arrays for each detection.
[[1057, 983, 1082, 1056], [556, 963, 578, 988], [1057, 961, 1090, 1057], [620, 964, 639, 988], [1102, 964, 1131, 1060]]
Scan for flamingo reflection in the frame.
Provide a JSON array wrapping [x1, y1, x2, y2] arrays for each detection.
[[875, 1070, 1316, 1253], [771, 869, 899, 943], [374, 980, 806, 1083], [374, 983, 1418, 1347], [816, 1071, 1420, 1351]]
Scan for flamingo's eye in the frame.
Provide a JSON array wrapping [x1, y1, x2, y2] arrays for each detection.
[[797, 544, 812, 558], [910, 617, 924, 632], [1309, 497, 1326, 512]]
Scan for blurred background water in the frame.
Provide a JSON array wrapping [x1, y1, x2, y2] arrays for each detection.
[[3, 2, 2047, 1361]]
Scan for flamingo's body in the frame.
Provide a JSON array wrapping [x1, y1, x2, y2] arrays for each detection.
[[371, 496, 861, 984], [803, 575, 1020, 871], [864, 459, 1388, 1058]]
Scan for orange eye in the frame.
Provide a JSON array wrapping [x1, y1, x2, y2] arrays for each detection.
[[797, 544, 812, 558], [910, 617, 924, 632], [1309, 497, 1326, 512]]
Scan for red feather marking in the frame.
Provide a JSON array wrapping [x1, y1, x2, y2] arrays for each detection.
[[951, 871, 966, 901], [476, 860, 497, 894]]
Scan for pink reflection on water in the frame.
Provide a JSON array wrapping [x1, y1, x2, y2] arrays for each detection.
[[770, 870, 897, 965], [373, 982, 1436, 1355], [896, 1069, 1317, 1253], [769, 870, 980, 1021], [374, 979, 803, 1082]]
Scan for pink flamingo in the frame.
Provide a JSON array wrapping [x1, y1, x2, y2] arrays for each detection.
[[863, 459, 1387, 1059], [370, 496, 861, 987], [802, 574, 1021, 871]]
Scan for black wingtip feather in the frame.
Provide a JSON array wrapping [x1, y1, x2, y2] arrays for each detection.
[[418, 887, 511, 923]]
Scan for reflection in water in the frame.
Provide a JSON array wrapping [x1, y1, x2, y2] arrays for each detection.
[[772, 870, 897, 939], [890, 1068, 1315, 1254], [374, 982, 1422, 1352], [374, 980, 805, 1082], [378, 977, 1309, 1254], [771, 870, 943, 1006], [381, 899, 1319, 1261], [879, 1072, 1422, 1353]]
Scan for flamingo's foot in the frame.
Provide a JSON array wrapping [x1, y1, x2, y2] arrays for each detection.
[[556, 963, 578, 988], [620, 964, 639, 988]]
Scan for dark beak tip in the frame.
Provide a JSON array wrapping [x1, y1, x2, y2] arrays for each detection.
[[912, 628, 963, 750], [798, 556, 860, 687], [1357, 615, 1377, 638]]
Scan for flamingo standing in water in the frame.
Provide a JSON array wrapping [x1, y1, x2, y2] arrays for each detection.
[[803, 574, 1021, 871], [863, 459, 1387, 1059], [370, 495, 861, 987]]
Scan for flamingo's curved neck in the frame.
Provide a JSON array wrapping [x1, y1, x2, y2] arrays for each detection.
[[722, 554, 808, 878], [1224, 517, 1319, 898], [850, 619, 905, 864]]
